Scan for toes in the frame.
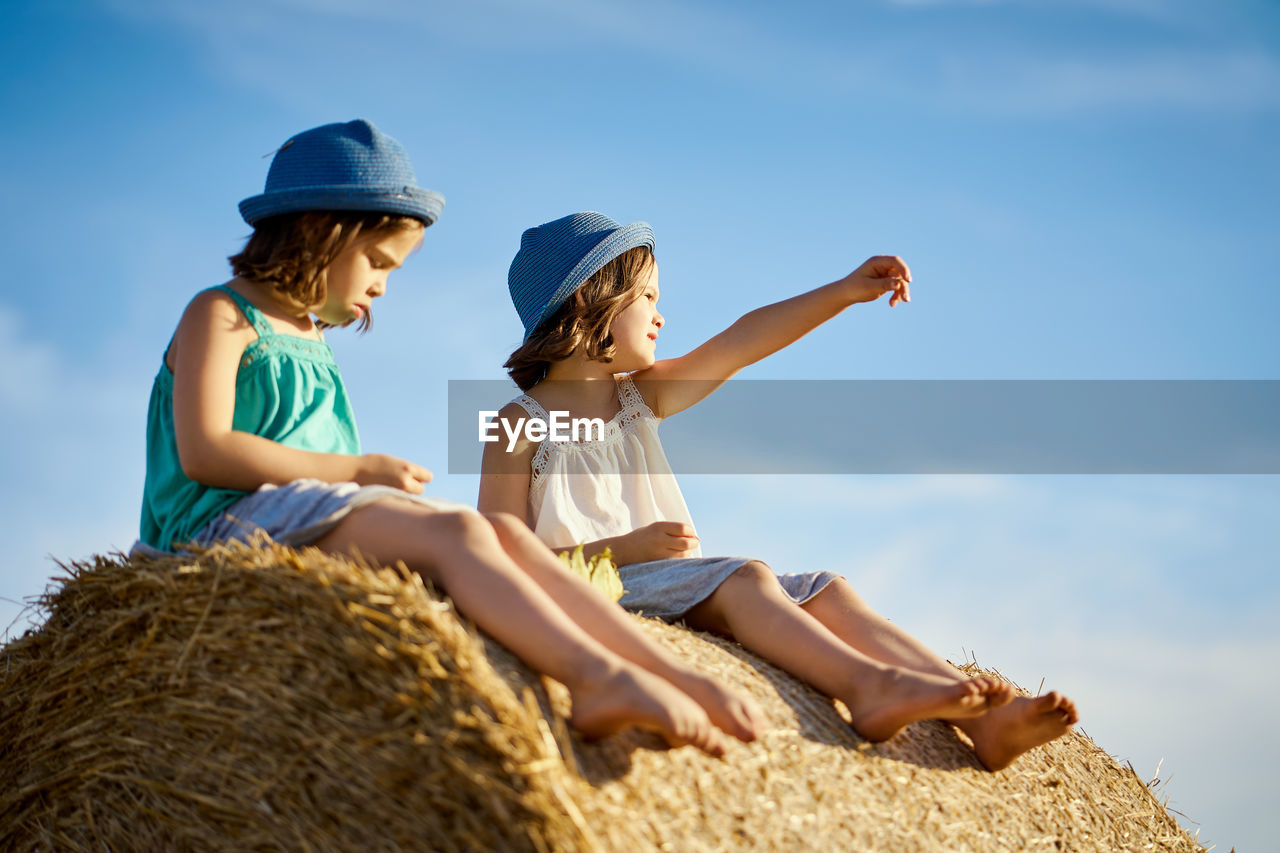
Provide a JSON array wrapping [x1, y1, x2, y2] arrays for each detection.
[[991, 683, 1016, 707], [719, 700, 760, 742], [740, 700, 766, 740], [694, 724, 727, 757], [970, 677, 1015, 708], [1035, 690, 1063, 711]]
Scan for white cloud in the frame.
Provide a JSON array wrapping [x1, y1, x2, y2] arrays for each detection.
[[100, 0, 1280, 116], [954, 50, 1280, 114], [885, 0, 1185, 19]]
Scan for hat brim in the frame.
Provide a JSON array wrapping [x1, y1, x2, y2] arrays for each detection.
[[526, 221, 655, 339], [238, 185, 445, 226]]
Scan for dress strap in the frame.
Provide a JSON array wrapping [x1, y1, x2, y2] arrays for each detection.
[[616, 373, 655, 418], [512, 393, 550, 421], [510, 394, 554, 489], [213, 284, 275, 339]]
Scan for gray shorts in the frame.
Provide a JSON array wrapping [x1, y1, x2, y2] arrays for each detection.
[[617, 557, 840, 621], [130, 479, 472, 558]]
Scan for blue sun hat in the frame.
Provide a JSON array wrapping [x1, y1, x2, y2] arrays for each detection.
[[238, 119, 445, 226], [509, 211, 655, 340]]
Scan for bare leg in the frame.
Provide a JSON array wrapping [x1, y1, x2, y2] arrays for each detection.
[[313, 501, 726, 755], [685, 563, 1008, 742], [801, 578, 1078, 769], [483, 512, 763, 742]]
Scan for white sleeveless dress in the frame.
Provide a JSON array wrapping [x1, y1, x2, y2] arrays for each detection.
[[513, 375, 838, 619]]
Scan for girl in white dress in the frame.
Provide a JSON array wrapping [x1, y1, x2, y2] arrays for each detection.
[[480, 212, 1080, 766]]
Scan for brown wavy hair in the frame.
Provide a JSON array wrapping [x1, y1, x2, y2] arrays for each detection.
[[504, 245, 654, 390], [228, 211, 425, 332]]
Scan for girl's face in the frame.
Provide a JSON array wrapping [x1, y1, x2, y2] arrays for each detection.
[[608, 261, 663, 370], [316, 226, 424, 326]]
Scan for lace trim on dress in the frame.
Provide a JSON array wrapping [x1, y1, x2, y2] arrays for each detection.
[[519, 374, 659, 495], [514, 394, 549, 420], [512, 396, 555, 485], [238, 335, 335, 369], [213, 285, 336, 370], [616, 374, 655, 426]]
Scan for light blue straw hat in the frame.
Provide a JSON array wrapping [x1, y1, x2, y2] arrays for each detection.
[[239, 119, 444, 226], [508, 212, 655, 340]]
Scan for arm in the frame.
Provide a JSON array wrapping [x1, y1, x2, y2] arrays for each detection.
[[635, 255, 911, 418], [477, 403, 539, 524], [170, 289, 432, 493], [477, 404, 699, 564]]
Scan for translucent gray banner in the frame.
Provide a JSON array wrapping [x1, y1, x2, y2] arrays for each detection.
[[449, 380, 1280, 474]]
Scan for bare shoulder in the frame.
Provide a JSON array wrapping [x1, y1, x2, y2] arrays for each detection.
[[498, 399, 532, 420], [481, 401, 541, 472], [178, 286, 253, 336], [166, 287, 256, 371]]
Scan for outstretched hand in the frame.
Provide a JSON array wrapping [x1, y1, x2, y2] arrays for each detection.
[[356, 453, 434, 494], [844, 255, 912, 307]]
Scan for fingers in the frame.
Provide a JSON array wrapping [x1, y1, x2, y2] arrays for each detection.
[[850, 255, 913, 307], [856, 254, 911, 282], [398, 461, 432, 493], [875, 254, 912, 282], [654, 521, 696, 537], [888, 277, 911, 307], [664, 523, 699, 556], [654, 522, 699, 553]]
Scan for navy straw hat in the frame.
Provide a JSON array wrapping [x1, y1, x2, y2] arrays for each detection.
[[238, 119, 444, 226], [509, 211, 655, 340]]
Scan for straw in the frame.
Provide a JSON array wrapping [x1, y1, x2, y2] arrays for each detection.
[[0, 542, 1203, 851]]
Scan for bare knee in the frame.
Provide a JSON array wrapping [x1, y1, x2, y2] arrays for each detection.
[[481, 511, 528, 541], [419, 507, 496, 548], [737, 558, 773, 584], [833, 577, 868, 606], [316, 501, 494, 579], [807, 576, 875, 616], [687, 561, 784, 636], [725, 560, 780, 591]]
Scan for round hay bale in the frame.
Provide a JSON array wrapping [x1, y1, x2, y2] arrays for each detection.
[[0, 542, 601, 851], [1, 543, 1203, 851]]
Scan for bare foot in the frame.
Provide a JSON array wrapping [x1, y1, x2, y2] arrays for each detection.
[[977, 678, 1018, 709], [663, 670, 764, 743], [568, 664, 728, 757], [846, 671, 1007, 743], [962, 691, 1079, 771]]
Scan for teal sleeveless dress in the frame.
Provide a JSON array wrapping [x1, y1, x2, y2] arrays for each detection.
[[136, 285, 458, 555]]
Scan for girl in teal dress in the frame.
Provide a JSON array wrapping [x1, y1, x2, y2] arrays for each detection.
[[134, 120, 762, 754]]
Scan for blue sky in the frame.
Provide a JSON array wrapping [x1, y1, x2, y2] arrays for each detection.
[[2, 1, 1277, 849]]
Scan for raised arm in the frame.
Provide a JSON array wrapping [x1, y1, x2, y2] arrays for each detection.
[[636, 255, 911, 418], [170, 289, 431, 493]]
